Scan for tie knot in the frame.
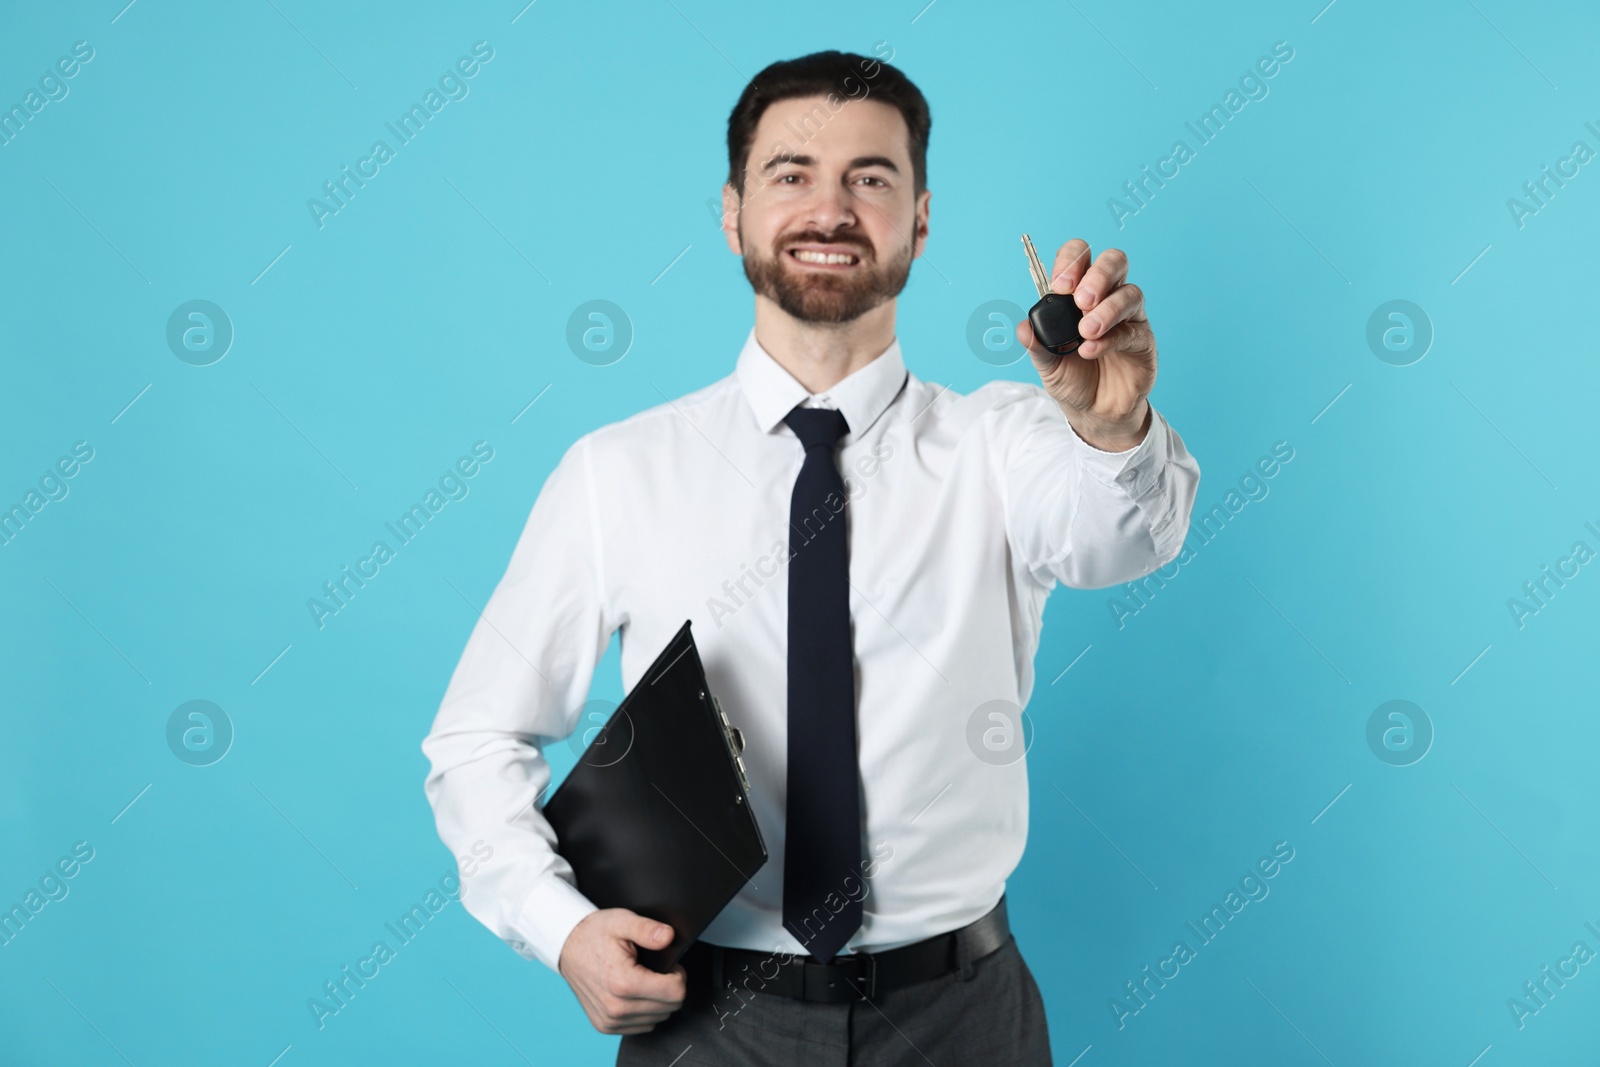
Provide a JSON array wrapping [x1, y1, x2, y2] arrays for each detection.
[[784, 406, 850, 451]]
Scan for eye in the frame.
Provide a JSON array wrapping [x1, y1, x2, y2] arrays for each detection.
[[778, 173, 803, 184], [856, 176, 888, 187]]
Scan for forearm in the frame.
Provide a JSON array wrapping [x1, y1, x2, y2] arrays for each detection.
[[424, 724, 599, 972]]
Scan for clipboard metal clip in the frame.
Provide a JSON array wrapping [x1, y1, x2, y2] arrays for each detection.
[[708, 693, 752, 797]]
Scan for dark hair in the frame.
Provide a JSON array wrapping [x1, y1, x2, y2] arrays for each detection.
[[725, 49, 931, 198]]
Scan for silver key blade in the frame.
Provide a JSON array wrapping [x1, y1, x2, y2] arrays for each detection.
[[1021, 234, 1050, 298]]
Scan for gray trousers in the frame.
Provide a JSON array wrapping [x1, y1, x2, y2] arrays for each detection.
[[616, 934, 1053, 1066]]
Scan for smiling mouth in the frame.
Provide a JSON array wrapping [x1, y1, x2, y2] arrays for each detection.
[[787, 248, 862, 268]]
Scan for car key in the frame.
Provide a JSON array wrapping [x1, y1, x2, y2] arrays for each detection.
[[1020, 234, 1084, 355]]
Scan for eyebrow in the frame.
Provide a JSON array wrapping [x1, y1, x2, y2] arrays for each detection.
[[759, 152, 901, 175]]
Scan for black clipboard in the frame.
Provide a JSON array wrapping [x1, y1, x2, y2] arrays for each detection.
[[543, 619, 768, 972]]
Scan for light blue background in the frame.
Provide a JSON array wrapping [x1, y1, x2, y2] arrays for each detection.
[[3, 1, 1598, 1064]]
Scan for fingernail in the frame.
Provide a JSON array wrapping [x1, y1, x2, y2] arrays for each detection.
[[1051, 272, 1069, 292], [1077, 289, 1095, 308], [1082, 316, 1099, 337]]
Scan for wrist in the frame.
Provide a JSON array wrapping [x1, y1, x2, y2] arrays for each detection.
[[1059, 397, 1151, 452]]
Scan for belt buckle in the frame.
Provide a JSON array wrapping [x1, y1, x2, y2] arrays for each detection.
[[802, 952, 876, 1001], [850, 951, 877, 999]]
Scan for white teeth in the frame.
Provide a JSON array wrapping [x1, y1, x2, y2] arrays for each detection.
[[792, 250, 858, 264]]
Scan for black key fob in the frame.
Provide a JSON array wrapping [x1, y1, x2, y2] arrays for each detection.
[[1028, 292, 1084, 355], [1020, 234, 1085, 355]]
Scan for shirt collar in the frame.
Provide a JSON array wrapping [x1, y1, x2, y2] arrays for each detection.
[[735, 327, 908, 440]]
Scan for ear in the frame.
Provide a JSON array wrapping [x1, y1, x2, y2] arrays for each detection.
[[721, 183, 743, 255], [912, 187, 931, 260]]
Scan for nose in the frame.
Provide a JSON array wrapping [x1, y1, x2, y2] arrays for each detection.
[[802, 179, 858, 234]]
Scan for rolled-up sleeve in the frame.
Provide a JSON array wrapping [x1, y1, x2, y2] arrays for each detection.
[[999, 386, 1200, 590], [422, 434, 610, 974]]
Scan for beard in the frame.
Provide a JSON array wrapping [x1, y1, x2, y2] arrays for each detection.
[[740, 222, 915, 325]]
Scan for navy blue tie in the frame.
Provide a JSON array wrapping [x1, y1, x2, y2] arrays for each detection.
[[780, 405, 862, 964]]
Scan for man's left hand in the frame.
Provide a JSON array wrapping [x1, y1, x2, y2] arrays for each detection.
[[1016, 239, 1157, 452]]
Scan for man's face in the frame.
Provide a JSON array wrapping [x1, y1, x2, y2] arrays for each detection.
[[722, 94, 930, 325]]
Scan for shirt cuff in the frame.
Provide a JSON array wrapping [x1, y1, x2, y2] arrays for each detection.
[[510, 872, 600, 974], [1061, 404, 1171, 494]]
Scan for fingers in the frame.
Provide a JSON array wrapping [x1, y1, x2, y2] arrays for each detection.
[[1080, 283, 1145, 341], [613, 956, 687, 1007], [1075, 248, 1129, 311], [590, 998, 679, 1036], [591, 957, 687, 1035], [1049, 239, 1091, 294], [1079, 319, 1154, 359]]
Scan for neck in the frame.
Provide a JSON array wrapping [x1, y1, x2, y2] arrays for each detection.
[[752, 295, 896, 394]]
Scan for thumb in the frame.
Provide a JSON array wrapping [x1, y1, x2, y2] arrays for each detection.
[[1014, 318, 1058, 376], [628, 915, 674, 948], [1014, 318, 1034, 351]]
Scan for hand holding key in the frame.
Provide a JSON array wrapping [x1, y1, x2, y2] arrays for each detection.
[[1016, 237, 1158, 452]]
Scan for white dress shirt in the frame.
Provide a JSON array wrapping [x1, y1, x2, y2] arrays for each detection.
[[422, 327, 1201, 974]]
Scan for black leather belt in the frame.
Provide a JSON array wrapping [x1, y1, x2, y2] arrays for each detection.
[[682, 895, 1010, 1005]]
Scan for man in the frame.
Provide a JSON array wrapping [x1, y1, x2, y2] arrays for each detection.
[[423, 49, 1200, 1065]]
